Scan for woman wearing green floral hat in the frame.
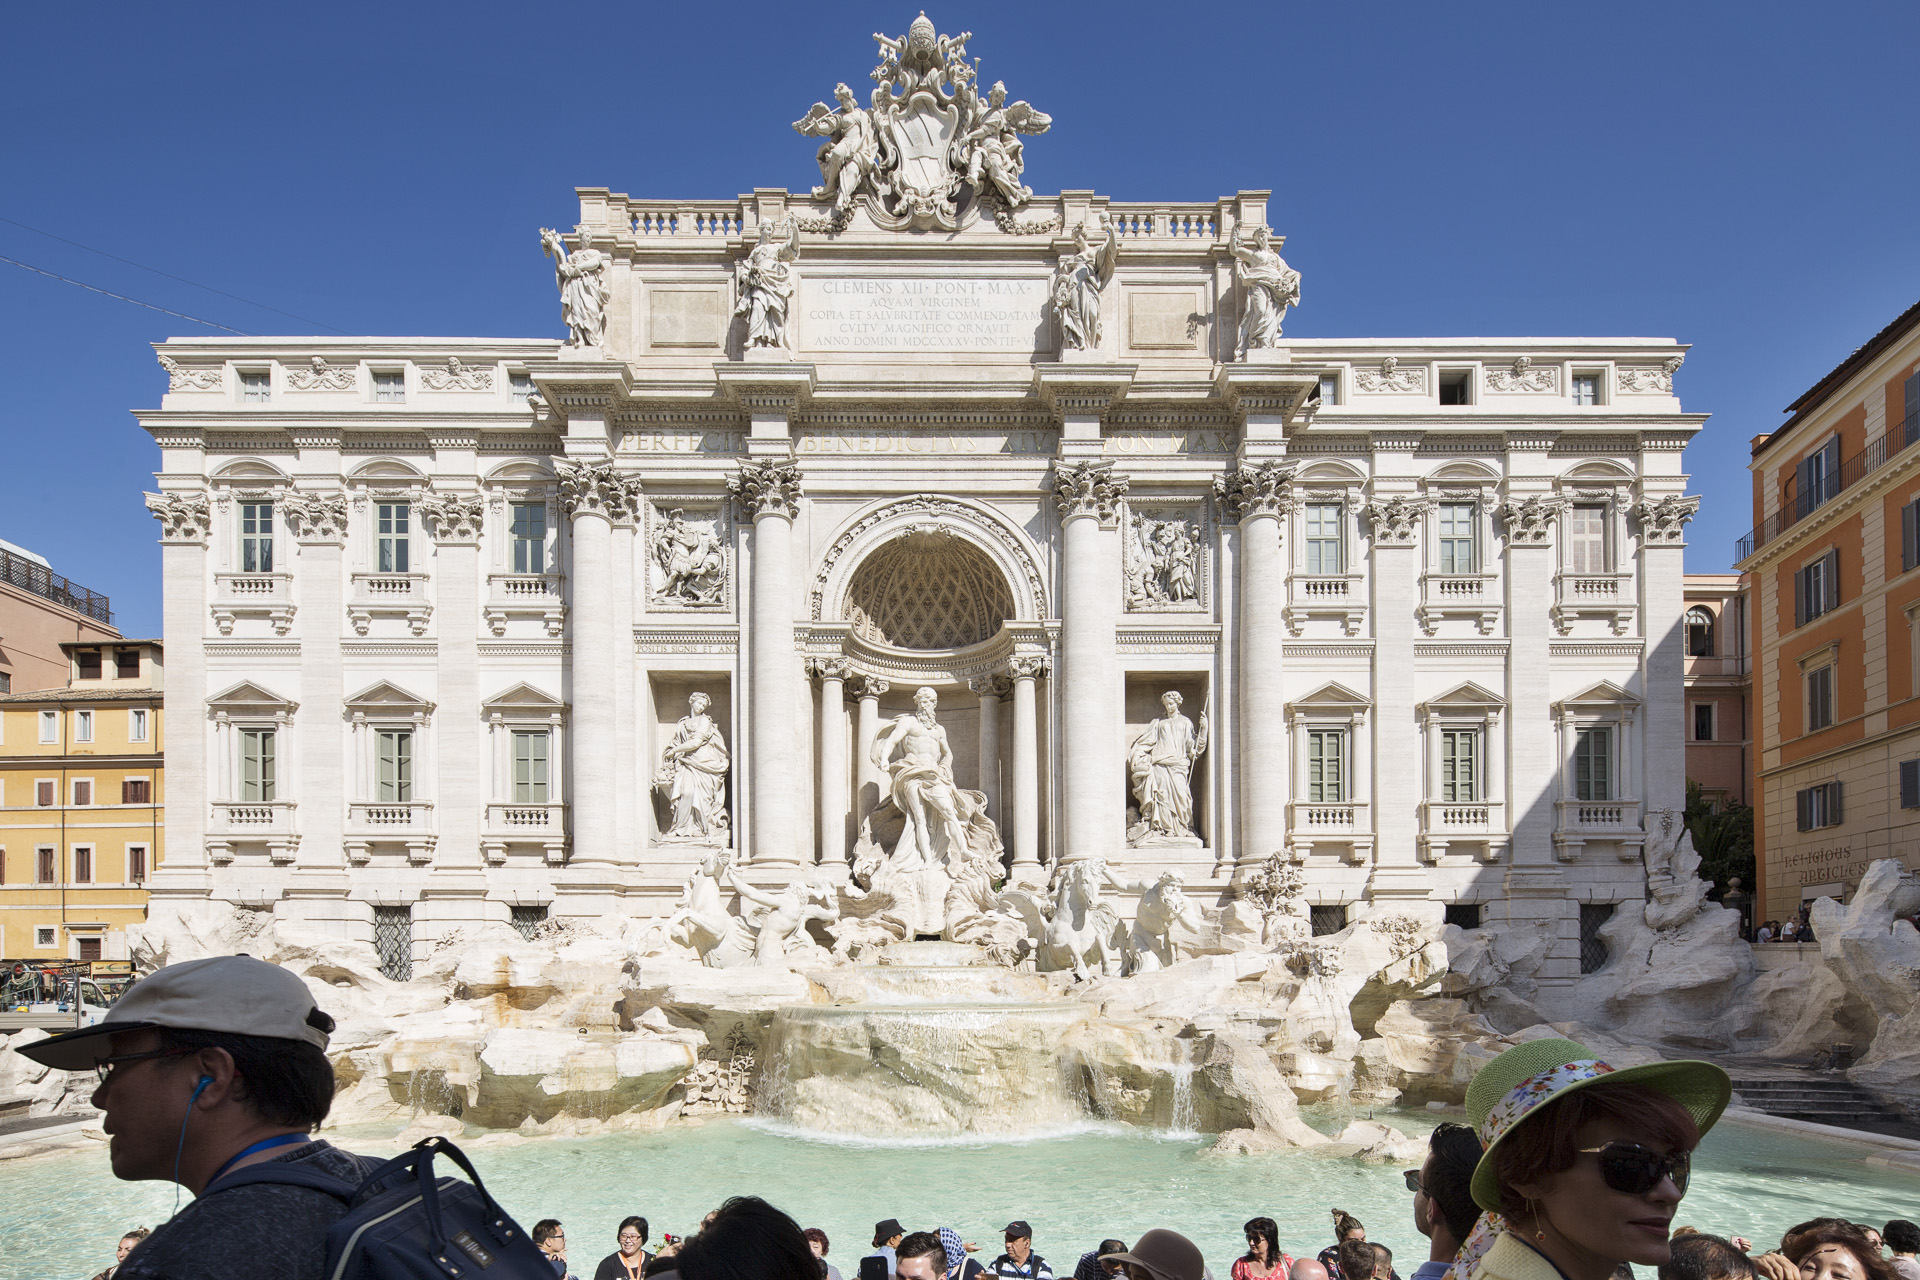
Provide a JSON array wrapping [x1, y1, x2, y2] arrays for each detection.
[[1449, 1038, 1731, 1280]]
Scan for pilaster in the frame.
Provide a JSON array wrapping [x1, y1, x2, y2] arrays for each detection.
[[143, 489, 213, 893], [1215, 462, 1295, 877], [419, 490, 487, 896]]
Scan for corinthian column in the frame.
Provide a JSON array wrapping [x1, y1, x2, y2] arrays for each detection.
[[851, 675, 891, 842], [556, 459, 623, 870], [1216, 462, 1297, 875], [1008, 656, 1047, 879], [611, 478, 642, 866], [970, 673, 1010, 827], [730, 459, 805, 865], [1053, 461, 1129, 865], [810, 657, 852, 865]]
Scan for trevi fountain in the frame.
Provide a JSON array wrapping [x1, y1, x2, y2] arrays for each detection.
[[6, 13, 1920, 1278]]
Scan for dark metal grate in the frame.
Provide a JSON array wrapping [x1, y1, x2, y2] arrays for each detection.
[[373, 905, 413, 981], [1579, 903, 1615, 974], [1310, 904, 1347, 937], [509, 904, 548, 941], [1444, 902, 1483, 930]]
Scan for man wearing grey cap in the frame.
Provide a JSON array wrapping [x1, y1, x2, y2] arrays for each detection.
[[12, 954, 382, 1280]]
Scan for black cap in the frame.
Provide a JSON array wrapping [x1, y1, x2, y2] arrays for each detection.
[[874, 1221, 905, 1248], [1004, 1223, 1032, 1240]]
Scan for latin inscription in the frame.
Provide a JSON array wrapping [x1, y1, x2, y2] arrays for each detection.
[[620, 431, 747, 454], [797, 430, 1054, 456], [1105, 430, 1235, 456], [801, 278, 1050, 352]]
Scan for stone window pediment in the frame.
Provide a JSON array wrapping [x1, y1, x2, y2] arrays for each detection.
[[207, 680, 298, 718], [1287, 681, 1370, 723], [1421, 681, 1506, 718], [344, 680, 434, 718], [483, 681, 566, 719], [1553, 679, 1640, 716]]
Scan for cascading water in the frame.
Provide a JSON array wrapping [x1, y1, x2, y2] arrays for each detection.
[[1167, 1059, 1197, 1138], [754, 942, 1097, 1139]]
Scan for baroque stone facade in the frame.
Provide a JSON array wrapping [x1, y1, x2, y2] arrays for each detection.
[[136, 15, 1701, 988]]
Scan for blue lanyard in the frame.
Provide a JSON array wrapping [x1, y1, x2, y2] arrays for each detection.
[[207, 1132, 311, 1187]]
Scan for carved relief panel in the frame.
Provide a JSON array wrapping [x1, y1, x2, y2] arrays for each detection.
[[1122, 502, 1209, 613], [645, 500, 732, 611]]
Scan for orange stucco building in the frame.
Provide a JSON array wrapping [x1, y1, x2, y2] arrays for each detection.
[[1738, 298, 1920, 923]]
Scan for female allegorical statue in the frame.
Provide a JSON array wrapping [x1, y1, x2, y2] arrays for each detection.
[[656, 692, 731, 840], [1230, 224, 1301, 356], [1127, 691, 1209, 845]]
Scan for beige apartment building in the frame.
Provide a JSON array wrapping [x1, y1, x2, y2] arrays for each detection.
[[1737, 298, 1920, 923], [1683, 573, 1749, 809]]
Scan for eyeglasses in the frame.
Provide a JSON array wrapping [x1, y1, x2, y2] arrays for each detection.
[[93, 1047, 195, 1086], [1402, 1169, 1424, 1194], [1577, 1142, 1691, 1196], [619, 1235, 644, 1243]]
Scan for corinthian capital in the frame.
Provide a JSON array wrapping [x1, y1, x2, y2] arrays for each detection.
[[1496, 495, 1571, 546], [418, 491, 487, 544], [1360, 496, 1430, 547], [1053, 461, 1129, 521], [281, 491, 350, 543], [555, 458, 627, 520], [729, 460, 804, 521], [144, 490, 212, 543], [1632, 494, 1699, 546], [1009, 655, 1051, 681], [1213, 462, 1297, 523]]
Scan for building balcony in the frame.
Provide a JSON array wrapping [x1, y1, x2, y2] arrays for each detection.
[[483, 573, 566, 637], [1417, 799, 1507, 863], [208, 799, 299, 864], [1551, 572, 1636, 636], [482, 800, 569, 864], [1284, 574, 1367, 637], [211, 572, 295, 636], [1553, 797, 1645, 861], [1285, 799, 1372, 863], [346, 801, 436, 864], [348, 573, 431, 636], [1416, 573, 1501, 636]]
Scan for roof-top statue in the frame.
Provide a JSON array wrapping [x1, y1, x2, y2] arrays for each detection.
[[792, 13, 1050, 231]]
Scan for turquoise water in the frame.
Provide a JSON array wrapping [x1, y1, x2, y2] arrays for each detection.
[[3, 1113, 1916, 1280]]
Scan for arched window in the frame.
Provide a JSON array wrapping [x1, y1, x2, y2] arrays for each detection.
[[1686, 607, 1715, 657]]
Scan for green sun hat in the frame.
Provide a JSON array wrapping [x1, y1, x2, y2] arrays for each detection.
[[1463, 1038, 1732, 1214]]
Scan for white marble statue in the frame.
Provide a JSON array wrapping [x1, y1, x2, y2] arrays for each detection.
[[655, 693, 731, 840], [1103, 866, 1202, 973], [734, 219, 799, 350], [1127, 691, 1208, 846], [793, 83, 882, 216], [959, 80, 1050, 209], [539, 226, 609, 348], [1230, 224, 1301, 356], [652, 509, 725, 605], [1040, 859, 1123, 980], [1052, 218, 1119, 351], [1126, 513, 1200, 608], [725, 868, 839, 966], [666, 848, 755, 968], [871, 686, 973, 868]]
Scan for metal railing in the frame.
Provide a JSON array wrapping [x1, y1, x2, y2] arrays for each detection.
[[1736, 410, 1920, 561], [0, 547, 111, 624]]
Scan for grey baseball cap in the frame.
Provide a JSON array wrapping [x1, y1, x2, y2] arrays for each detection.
[[14, 955, 333, 1072]]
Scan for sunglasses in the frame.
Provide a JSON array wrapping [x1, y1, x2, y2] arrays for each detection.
[[1402, 1169, 1423, 1194], [1576, 1142, 1691, 1196]]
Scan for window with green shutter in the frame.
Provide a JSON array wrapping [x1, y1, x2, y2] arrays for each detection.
[[1441, 729, 1479, 802], [512, 730, 550, 803], [376, 730, 413, 802], [240, 729, 276, 802]]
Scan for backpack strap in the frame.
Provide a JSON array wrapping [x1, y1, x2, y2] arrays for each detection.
[[202, 1162, 359, 1201]]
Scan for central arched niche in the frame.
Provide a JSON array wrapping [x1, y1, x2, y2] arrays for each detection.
[[844, 528, 1014, 650]]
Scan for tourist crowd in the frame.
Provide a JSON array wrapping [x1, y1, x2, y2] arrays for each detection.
[[33, 955, 1920, 1280]]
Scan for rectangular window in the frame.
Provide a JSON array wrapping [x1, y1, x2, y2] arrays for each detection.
[[376, 730, 414, 802], [376, 502, 411, 573], [1306, 728, 1346, 803], [510, 502, 547, 574], [74, 710, 92, 743], [1317, 374, 1339, 406], [129, 708, 148, 742], [1441, 728, 1480, 802], [34, 926, 54, 948], [239, 501, 274, 574], [1437, 504, 1477, 574], [1304, 503, 1343, 575], [512, 730, 550, 803], [1807, 664, 1835, 732], [116, 649, 140, 679], [1309, 904, 1347, 936], [509, 903, 548, 940], [123, 778, 151, 804], [1444, 902, 1483, 930], [72, 780, 91, 806], [76, 650, 101, 679], [1579, 903, 1615, 973], [78, 937, 101, 962], [38, 711, 56, 743], [1438, 369, 1472, 405], [72, 846, 91, 883], [239, 369, 271, 403], [1572, 374, 1600, 406], [1901, 759, 1920, 811], [240, 729, 277, 802], [1903, 497, 1920, 573], [1904, 370, 1919, 447], [1795, 550, 1840, 626], [1796, 435, 1842, 518], [1693, 704, 1714, 742], [1567, 504, 1607, 574], [1796, 781, 1844, 830], [510, 373, 535, 403], [373, 905, 413, 981], [373, 369, 406, 403], [0, 672, 10, 693], [36, 848, 54, 884], [1573, 727, 1611, 801], [35, 781, 53, 807], [128, 845, 148, 882]]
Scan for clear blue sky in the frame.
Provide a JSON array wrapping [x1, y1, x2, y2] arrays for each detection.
[[4, 0, 1917, 637]]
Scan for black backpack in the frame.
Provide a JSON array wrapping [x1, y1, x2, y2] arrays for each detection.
[[209, 1135, 557, 1279]]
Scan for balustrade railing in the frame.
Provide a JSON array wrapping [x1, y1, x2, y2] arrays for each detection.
[[1736, 415, 1920, 561], [0, 547, 111, 624]]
